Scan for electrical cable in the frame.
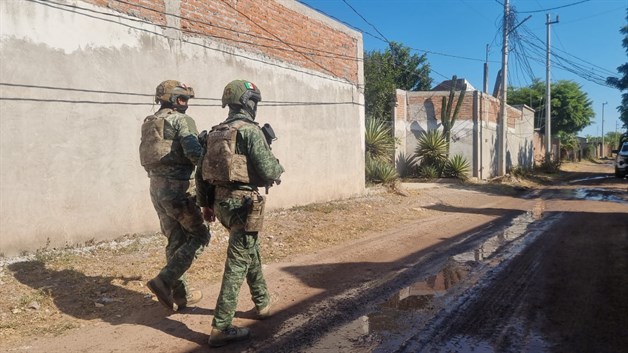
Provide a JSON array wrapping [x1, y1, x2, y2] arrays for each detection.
[[219, 0, 342, 79], [340, 0, 391, 44], [112, 0, 360, 61], [0, 82, 362, 106], [517, 0, 591, 14], [25, 0, 356, 86]]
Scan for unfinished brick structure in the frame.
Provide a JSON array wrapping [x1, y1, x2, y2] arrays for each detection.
[[394, 82, 535, 179]]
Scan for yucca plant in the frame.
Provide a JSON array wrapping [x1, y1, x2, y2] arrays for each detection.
[[415, 130, 448, 175], [365, 117, 395, 163], [365, 117, 398, 184], [396, 152, 418, 178], [417, 164, 439, 180], [443, 154, 470, 180], [366, 155, 399, 184]]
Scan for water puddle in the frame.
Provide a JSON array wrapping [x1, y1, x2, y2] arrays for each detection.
[[307, 212, 539, 352], [568, 175, 611, 183], [564, 188, 628, 204]]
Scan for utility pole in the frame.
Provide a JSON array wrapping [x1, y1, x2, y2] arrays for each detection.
[[545, 13, 559, 162], [484, 44, 489, 94], [498, 0, 509, 176], [602, 101, 607, 157]]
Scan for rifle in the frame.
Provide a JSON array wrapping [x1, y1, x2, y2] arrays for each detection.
[[198, 130, 208, 146], [261, 123, 277, 148], [261, 123, 280, 194]]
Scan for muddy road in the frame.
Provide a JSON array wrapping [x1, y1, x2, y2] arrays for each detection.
[[256, 163, 628, 353], [3, 162, 626, 353]]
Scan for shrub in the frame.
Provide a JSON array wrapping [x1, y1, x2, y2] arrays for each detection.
[[537, 157, 561, 173], [510, 166, 530, 178], [396, 152, 418, 178], [415, 130, 448, 168], [365, 118, 395, 163], [366, 156, 398, 184], [443, 154, 470, 180], [417, 164, 439, 180]]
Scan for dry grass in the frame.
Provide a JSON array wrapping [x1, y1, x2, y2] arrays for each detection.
[[0, 187, 446, 347], [0, 171, 545, 348]]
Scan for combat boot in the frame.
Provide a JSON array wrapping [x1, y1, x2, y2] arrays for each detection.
[[174, 288, 203, 309], [257, 297, 273, 319], [147, 276, 177, 311], [208, 326, 250, 347]]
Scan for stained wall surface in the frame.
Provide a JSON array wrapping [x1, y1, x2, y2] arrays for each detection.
[[0, 0, 365, 256]]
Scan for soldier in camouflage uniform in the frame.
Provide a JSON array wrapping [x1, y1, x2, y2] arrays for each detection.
[[196, 80, 284, 347], [139, 80, 211, 311]]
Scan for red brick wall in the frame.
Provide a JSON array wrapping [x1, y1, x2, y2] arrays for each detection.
[[406, 93, 473, 121], [83, 0, 359, 83], [404, 92, 525, 127]]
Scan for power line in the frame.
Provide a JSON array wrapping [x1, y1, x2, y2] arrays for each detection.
[[517, 0, 591, 14], [340, 0, 391, 44], [295, 0, 387, 43], [0, 82, 362, 106], [112, 0, 359, 62], [26, 0, 355, 86], [302, 0, 491, 64], [219, 0, 341, 79], [0, 97, 363, 107], [510, 22, 615, 88]]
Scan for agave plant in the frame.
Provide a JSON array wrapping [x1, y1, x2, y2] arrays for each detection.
[[365, 117, 395, 163], [395, 152, 418, 178], [417, 164, 439, 180], [443, 154, 470, 180], [415, 129, 448, 172], [366, 155, 398, 184]]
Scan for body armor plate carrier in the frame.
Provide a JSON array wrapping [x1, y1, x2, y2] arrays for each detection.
[[202, 121, 254, 185], [139, 115, 176, 167]]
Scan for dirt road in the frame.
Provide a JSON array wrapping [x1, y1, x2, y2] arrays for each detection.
[[2, 161, 626, 353]]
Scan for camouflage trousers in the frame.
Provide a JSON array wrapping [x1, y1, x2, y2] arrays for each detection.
[[149, 177, 210, 297], [212, 187, 269, 330]]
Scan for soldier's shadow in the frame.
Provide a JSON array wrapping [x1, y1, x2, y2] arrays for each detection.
[[8, 260, 213, 344]]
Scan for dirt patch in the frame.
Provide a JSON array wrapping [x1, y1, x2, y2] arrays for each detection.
[[0, 167, 565, 349]]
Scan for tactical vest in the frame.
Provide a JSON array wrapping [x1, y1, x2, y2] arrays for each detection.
[[202, 121, 259, 185], [139, 113, 188, 167]]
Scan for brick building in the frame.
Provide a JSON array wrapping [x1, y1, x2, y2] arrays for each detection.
[[394, 79, 535, 179], [0, 0, 365, 256]]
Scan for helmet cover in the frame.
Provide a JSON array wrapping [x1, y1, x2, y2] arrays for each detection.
[[221, 80, 262, 108], [155, 80, 195, 105]]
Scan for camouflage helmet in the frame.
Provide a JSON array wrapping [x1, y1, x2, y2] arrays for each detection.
[[155, 80, 195, 105], [221, 80, 261, 108]]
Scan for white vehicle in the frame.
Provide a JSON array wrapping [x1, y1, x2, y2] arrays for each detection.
[[613, 141, 628, 178]]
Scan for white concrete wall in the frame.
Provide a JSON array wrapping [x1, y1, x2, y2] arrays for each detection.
[[394, 90, 534, 179], [506, 105, 535, 171], [0, 0, 365, 256]]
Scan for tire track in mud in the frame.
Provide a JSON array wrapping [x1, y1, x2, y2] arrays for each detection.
[[248, 197, 546, 353], [413, 219, 559, 353], [393, 174, 628, 353], [387, 199, 560, 353]]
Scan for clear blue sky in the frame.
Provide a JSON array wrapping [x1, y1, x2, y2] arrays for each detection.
[[298, 0, 627, 138]]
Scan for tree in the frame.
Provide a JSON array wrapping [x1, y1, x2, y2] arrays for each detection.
[[606, 10, 628, 129], [605, 131, 623, 149], [551, 80, 594, 135], [507, 78, 545, 126], [508, 79, 594, 135], [364, 42, 432, 122]]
